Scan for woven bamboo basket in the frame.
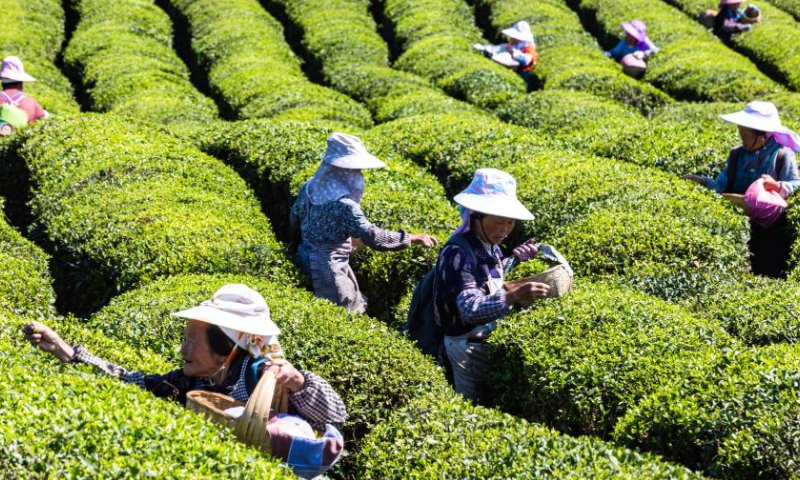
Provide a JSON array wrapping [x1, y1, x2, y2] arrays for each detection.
[[186, 370, 290, 452], [505, 264, 573, 298]]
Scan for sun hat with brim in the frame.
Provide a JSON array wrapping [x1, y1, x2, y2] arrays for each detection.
[[0, 56, 36, 83], [454, 168, 534, 221], [322, 132, 386, 170], [172, 284, 281, 358], [720, 101, 784, 132], [502, 21, 534, 43], [621, 21, 646, 42]]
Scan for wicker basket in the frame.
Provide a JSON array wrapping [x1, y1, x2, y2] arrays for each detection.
[[505, 265, 573, 298], [186, 370, 290, 453]]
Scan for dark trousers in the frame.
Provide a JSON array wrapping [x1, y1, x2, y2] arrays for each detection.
[[749, 213, 793, 278]]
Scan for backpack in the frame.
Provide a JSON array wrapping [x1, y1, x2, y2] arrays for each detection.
[[0, 91, 29, 129], [405, 235, 476, 361]]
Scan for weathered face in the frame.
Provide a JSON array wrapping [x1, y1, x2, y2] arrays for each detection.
[[738, 125, 763, 150], [179, 320, 226, 377], [474, 214, 516, 245]]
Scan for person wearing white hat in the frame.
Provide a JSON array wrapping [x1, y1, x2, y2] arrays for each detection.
[[433, 168, 550, 402], [291, 132, 438, 314], [0, 56, 48, 133], [23, 284, 347, 475], [685, 101, 800, 277], [473, 21, 538, 87]]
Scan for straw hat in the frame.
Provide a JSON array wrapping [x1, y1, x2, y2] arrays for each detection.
[[621, 21, 646, 42], [322, 132, 386, 169], [720, 101, 783, 132], [454, 168, 534, 221], [172, 284, 280, 357], [502, 21, 535, 44], [0, 56, 36, 83]]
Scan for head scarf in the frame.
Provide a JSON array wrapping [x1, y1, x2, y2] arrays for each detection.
[[307, 162, 365, 205], [767, 128, 800, 153], [451, 206, 473, 238]]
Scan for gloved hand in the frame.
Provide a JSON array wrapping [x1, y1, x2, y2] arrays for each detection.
[[633, 50, 645, 60], [512, 238, 539, 263]]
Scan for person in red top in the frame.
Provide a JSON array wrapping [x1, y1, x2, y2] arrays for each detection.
[[0, 56, 48, 135]]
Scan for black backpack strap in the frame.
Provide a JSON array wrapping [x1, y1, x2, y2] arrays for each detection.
[[725, 148, 740, 194]]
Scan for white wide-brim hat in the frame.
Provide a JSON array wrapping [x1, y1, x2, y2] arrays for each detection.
[[454, 168, 534, 221], [323, 132, 386, 169], [720, 101, 783, 133], [172, 284, 280, 357], [0, 56, 36, 83], [502, 21, 535, 43]]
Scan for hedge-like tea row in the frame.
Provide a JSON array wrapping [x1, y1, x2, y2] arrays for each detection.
[[662, 0, 800, 92], [365, 113, 749, 299], [497, 90, 737, 177], [355, 391, 707, 479], [614, 343, 800, 480], [687, 274, 800, 346], [764, 0, 800, 22], [487, 280, 736, 437], [475, 0, 673, 114], [570, 0, 781, 101], [268, 0, 482, 122], [165, 0, 372, 128], [197, 119, 458, 319], [0, 309, 293, 478], [0, 198, 54, 319], [83, 273, 451, 475], [1, 0, 79, 114], [381, 0, 527, 108], [62, 0, 218, 125], [11, 114, 294, 315]]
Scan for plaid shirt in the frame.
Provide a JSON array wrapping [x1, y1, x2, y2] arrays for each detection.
[[434, 231, 515, 337], [71, 346, 347, 431]]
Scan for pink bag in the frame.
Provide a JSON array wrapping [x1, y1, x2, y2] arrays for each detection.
[[621, 53, 647, 78], [744, 179, 787, 228]]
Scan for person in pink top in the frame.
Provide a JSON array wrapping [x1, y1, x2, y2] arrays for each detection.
[[0, 56, 48, 135]]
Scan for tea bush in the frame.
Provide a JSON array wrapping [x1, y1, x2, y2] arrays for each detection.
[[268, 0, 481, 122], [382, 0, 527, 108], [197, 119, 458, 318], [614, 343, 800, 480], [764, 0, 800, 21], [11, 115, 294, 315], [687, 275, 800, 345], [355, 391, 708, 479], [663, 0, 800, 91], [487, 280, 736, 436], [63, 0, 218, 125], [572, 0, 781, 101], [0, 0, 79, 113], [0, 310, 293, 479], [0, 198, 54, 319], [165, 0, 373, 128], [475, 0, 673, 114]]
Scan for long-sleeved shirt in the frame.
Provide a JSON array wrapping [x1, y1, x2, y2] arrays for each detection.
[[290, 182, 410, 313], [70, 345, 347, 431], [508, 42, 538, 71], [434, 231, 516, 338], [605, 39, 657, 61], [703, 137, 800, 198]]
